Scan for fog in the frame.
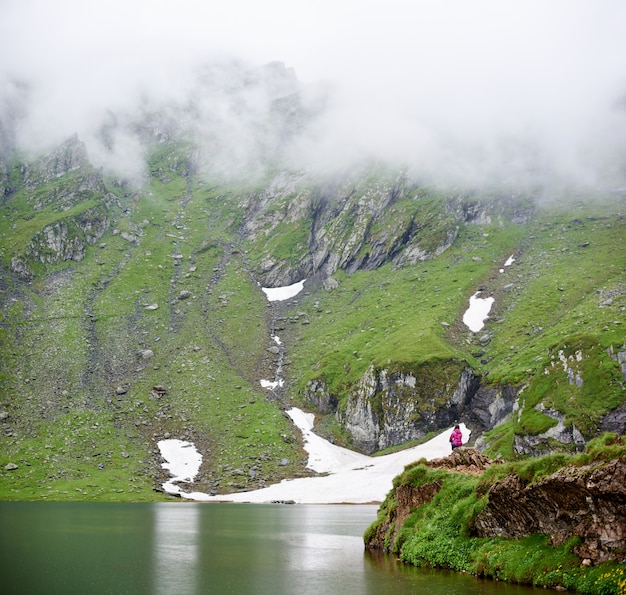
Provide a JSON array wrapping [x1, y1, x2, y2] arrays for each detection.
[[1, 0, 625, 191]]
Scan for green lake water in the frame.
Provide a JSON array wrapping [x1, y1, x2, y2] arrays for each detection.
[[0, 502, 541, 594]]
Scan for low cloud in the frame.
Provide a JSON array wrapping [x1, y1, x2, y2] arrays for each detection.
[[1, 0, 625, 193]]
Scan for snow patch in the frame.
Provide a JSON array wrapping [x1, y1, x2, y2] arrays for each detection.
[[158, 439, 203, 496], [500, 254, 516, 273], [463, 291, 494, 332], [261, 279, 306, 302], [260, 378, 284, 389]]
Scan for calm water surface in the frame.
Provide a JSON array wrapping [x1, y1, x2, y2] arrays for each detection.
[[0, 502, 540, 595]]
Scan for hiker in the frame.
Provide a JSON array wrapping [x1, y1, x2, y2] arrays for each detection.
[[449, 424, 463, 450]]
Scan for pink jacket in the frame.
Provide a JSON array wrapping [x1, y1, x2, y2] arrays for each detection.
[[450, 428, 463, 447]]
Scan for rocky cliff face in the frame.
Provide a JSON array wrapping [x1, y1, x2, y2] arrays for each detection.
[[26, 205, 110, 263], [6, 136, 114, 280], [307, 363, 518, 454], [241, 170, 530, 287]]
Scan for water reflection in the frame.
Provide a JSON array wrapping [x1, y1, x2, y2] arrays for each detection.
[[154, 504, 199, 594], [363, 549, 539, 594], [280, 505, 371, 593]]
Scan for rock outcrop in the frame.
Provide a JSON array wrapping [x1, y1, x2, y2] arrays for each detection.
[[366, 448, 499, 551], [472, 458, 626, 564], [309, 363, 518, 454], [241, 170, 535, 287], [512, 410, 587, 456], [367, 448, 626, 565], [368, 480, 443, 553], [21, 134, 88, 191], [7, 135, 115, 276], [25, 206, 111, 264], [426, 447, 502, 475]]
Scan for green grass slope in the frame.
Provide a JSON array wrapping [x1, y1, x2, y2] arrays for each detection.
[[0, 147, 305, 501]]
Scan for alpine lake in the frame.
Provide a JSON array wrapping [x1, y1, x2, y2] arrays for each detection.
[[0, 501, 542, 594]]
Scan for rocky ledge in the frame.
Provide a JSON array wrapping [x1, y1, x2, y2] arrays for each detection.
[[366, 448, 500, 553], [366, 448, 626, 565], [472, 457, 626, 564]]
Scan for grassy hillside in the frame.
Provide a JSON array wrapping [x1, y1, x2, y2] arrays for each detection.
[[281, 196, 625, 454], [284, 215, 526, 394], [0, 136, 624, 500], [0, 147, 306, 501]]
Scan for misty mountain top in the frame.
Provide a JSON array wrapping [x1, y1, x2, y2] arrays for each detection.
[[0, 60, 321, 181], [1, 0, 626, 194]]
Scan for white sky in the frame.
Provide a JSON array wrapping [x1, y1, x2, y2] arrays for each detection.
[[1, 0, 626, 189]]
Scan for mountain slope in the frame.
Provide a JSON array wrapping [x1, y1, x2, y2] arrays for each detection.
[[0, 75, 624, 500]]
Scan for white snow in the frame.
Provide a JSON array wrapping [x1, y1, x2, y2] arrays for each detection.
[[261, 280, 306, 302], [462, 291, 494, 333], [260, 378, 284, 389], [499, 254, 516, 273], [158, 408, 469, 504], [158, 439, 203, 496]]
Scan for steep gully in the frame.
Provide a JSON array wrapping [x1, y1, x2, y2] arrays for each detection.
[[157, 265, 505, 503]]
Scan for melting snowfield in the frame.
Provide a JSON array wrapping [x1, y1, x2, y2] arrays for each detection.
[[261, 279, 306, 302], [158, 409, 469, 504]]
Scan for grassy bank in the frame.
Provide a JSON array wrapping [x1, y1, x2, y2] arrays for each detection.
[[365, 434, 626, 594]]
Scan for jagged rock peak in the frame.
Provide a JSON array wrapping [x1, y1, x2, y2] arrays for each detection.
[[24, 134, 89, 189]]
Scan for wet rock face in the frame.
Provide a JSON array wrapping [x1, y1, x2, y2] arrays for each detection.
[[329, 363, 517, 454], [602, 403, 626, 435], [472, 459, 626, 563], [304, 378, 337, 414]]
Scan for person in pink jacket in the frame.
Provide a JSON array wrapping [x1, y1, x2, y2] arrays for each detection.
[[449, 424, 463, 450]]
